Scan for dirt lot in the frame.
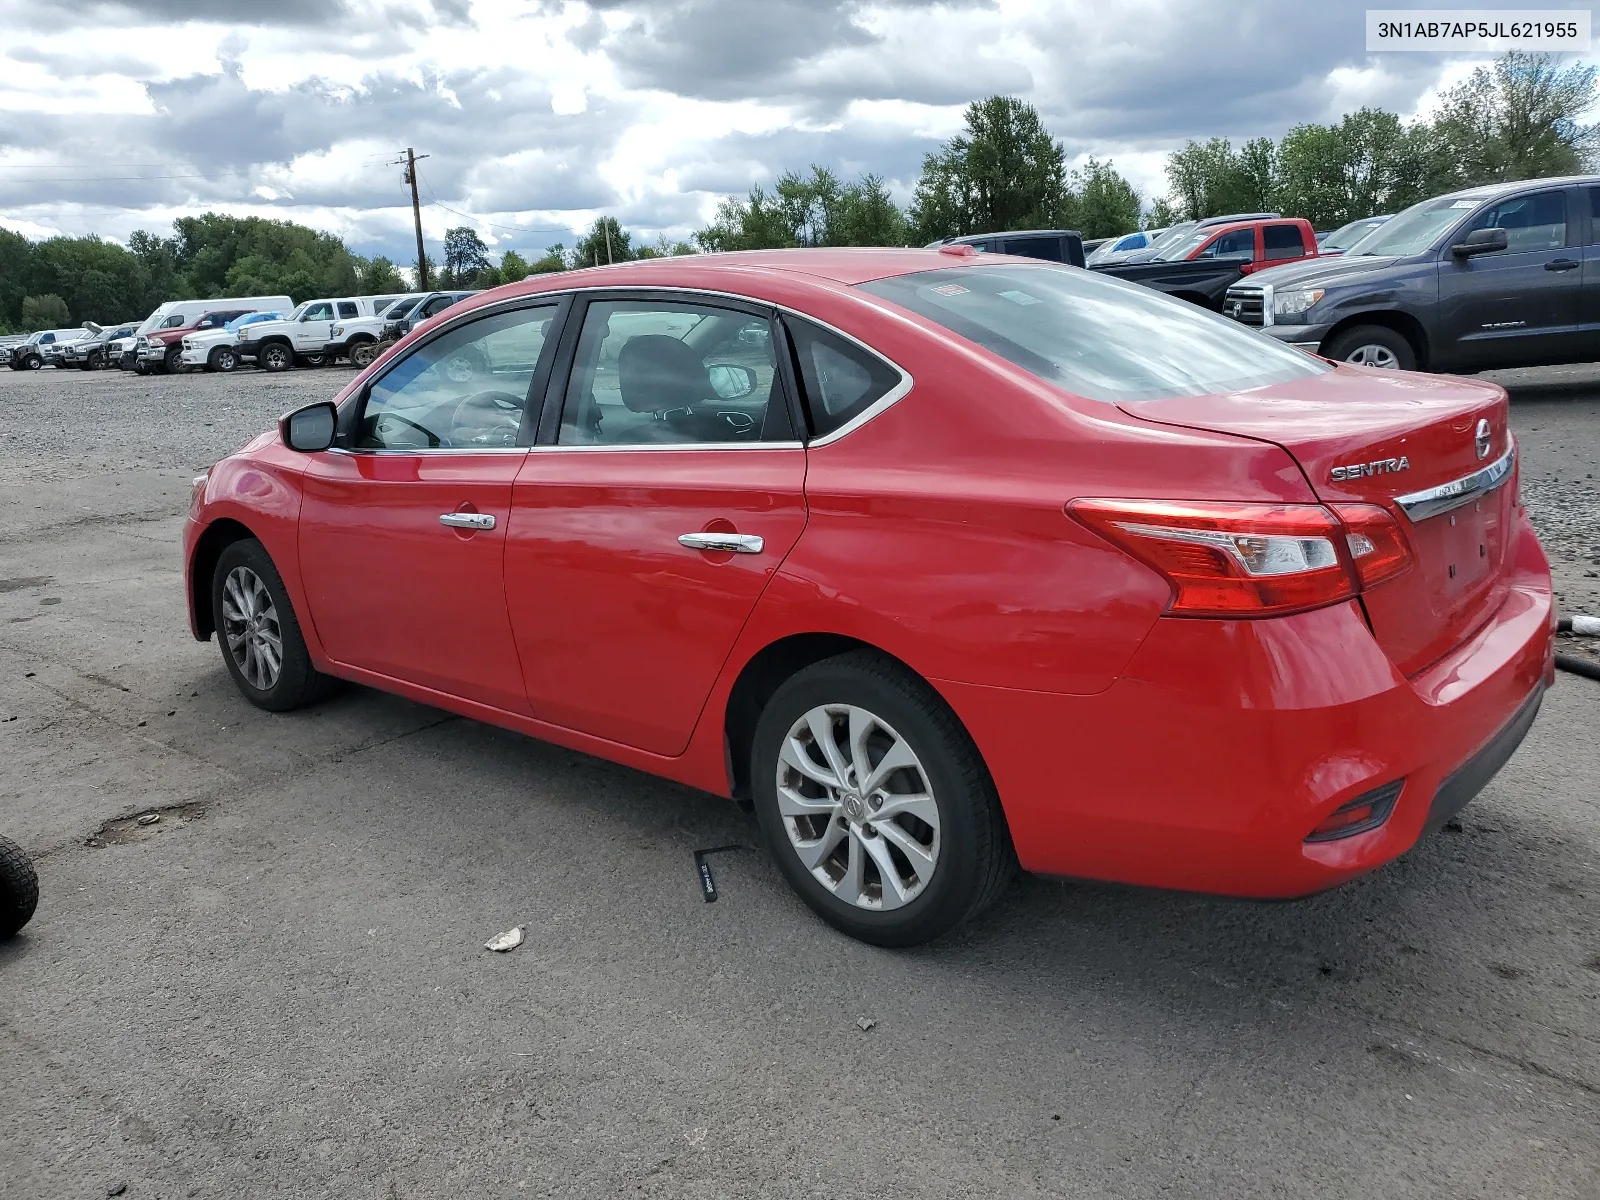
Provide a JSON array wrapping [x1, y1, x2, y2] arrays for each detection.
[[0, 362, 1597, 1199]]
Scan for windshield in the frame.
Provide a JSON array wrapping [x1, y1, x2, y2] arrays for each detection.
[[1153, 229, 1212, 261], [387, 297, 423, 320], [1142, 221, 1197, 257], [1323, 218, 1384, 251], [859, 264, 1326, 402], [135, 308, 173, 336], [1350, 196, 1483, 257]]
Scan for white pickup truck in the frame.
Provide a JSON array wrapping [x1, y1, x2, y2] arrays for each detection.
[[325, 292, 426, 368], [236, 295, 410, 372]]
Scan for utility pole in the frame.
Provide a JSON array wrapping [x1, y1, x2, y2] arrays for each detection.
[[603, 218, 614, 265], [393, 147, 431, 289]]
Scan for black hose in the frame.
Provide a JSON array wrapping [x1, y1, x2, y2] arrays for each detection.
[[1555, 652, 1600, 682], [1558, 617, 1572, 632]]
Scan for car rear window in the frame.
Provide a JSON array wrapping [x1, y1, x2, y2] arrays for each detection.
[[858, 264, 1326, 402]]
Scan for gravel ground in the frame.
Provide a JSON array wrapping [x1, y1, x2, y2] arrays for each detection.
[[0, 361, 1596, 1199]]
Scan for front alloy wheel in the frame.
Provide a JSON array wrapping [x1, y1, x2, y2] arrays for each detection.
[[258, 343, 291, 372], [209, 346, 237, 372], [777, 704, 940, 910], [221, 565, 283, 692], [210, 540, 332, 711]]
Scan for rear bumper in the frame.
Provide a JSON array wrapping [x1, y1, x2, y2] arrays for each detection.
[[938, 512, 1555, 898]]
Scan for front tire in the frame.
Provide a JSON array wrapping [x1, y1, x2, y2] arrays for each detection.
[[84, 350, 102, 371], [750, 650, 1014, 947], [348, 338, 378, 369], [258, 342, 292, 372], [208, 346, 238, 373], [22, 354, 41, 371], [1323, 324, 1416, 371], [211, 540, 331, 712], [163, 344, 184, 374], [0, 835, 39, 939], [297, 353, 326, 368]]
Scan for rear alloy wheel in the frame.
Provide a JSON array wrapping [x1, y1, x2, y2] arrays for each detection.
[[211, 540, 331, 712], [348, 339, 378, 369], [258, 342, 292, 372], [208, 345, 238, 373], [751, 650, 1014, 946], [1323, 325, 1416, 371]]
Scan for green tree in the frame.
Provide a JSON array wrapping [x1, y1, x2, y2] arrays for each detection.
[[442, 226, 491, 283], [1070, 158, 1142, 239], [836, 174, 908, 245], [574, 216, 635, 266], [696, 185, 796, 251], [21, 294, 71, 328], [529, 244, 567, 274], [359, 256, 405, 294], [498, 250, 531, 282], [1164, 137, 1264, 220], [909, 96, 1070, 241], [1145, 196, 1180, 229]]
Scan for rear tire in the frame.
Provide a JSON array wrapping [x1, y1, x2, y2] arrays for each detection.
[[750, 650, 1014, 947], [1323, 325, 1416, 371], [258, 342, 292, 372], [348, 338, 378, 369], [211, 540, 333, 712], [0, 835, 39, 939], [297, 353, 326, 368]]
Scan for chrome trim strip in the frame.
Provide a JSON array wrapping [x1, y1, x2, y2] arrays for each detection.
[[326, 446, 530, 456], [1392, 443, 1514, 522], [527, 441, 804, 453], [1259, 282, 1274, 327]]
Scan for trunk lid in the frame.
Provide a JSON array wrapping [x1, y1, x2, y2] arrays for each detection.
[[1119, 363, 1516, 676]]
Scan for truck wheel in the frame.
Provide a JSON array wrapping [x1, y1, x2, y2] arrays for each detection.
[[22, 354, 42, 370], [258, 343, 292, 372], [163, 344, 185, 374], [0, 834, 39, 939], [1323, 325, 1416, 371], [348, 339, 378, 369], [84, 350, 102, 371], [296, 353, 326, 368], [208, 346, 238, 373]]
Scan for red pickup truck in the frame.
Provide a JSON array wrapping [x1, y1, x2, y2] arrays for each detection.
[[1092, 217, 1320, 309]]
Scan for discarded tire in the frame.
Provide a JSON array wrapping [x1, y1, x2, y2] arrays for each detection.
[[0, 835, 39, 938]]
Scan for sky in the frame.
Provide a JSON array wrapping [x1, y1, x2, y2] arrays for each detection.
[[0, 0, 1593, 264]]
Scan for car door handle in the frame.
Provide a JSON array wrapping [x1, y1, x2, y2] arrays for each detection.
[[678, 532, 763, 554], [1545, 258, 1579, 271], [439, 512, 495, 530]]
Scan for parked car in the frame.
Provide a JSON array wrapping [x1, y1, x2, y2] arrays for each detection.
[[377, 289, 482, 345], [136, 309, 256, 374], [1316, 215, 1392, 256], [178, 311, 285, 373], [1222, 176, 1600, 371], [1086, 230, 1155, 265], [37, 326, 98, 367], [125, 294, 292, 373], [1113, 213, 1281, 264], [924, 230, 1086, 267], [60, 323, 138, 370], [184, 248, 1551, 947], [325, 292, 427, 368], [238, 296, 403, 372], [6, 328, 92, 371], [1093, 217, 1319, 309]]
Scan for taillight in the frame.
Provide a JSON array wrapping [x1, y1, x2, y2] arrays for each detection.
[[1068, 498, 1415, 618], [1332, 503, 1412, 588]]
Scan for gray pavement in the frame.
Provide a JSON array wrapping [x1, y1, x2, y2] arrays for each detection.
[[0, 363, 1596, 1199]]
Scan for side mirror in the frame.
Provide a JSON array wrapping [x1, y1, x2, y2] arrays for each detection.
[[1452, 227, 1508, 257], [707, 363, 758, 399], [281, 401, 337, 453]]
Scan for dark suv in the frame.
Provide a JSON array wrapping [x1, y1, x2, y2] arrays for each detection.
[[379, 290, 480, 343], [1224, 176, 1600, 372], [925, 230, 1086, 267]]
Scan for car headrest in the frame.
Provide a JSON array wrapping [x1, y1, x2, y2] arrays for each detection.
[[617, 334, 710, 413]]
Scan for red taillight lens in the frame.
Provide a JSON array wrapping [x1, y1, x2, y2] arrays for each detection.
[[1332, 503, 1412, 588], [1069, 499, 1356, 617]]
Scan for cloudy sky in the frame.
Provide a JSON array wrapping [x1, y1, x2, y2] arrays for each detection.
[[0, 0, 1591, 263]]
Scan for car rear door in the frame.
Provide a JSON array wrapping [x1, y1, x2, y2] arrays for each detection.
[[1437, 187, 1581, 369], [296, 298, 566, 712], [504, 291, 807, 756]]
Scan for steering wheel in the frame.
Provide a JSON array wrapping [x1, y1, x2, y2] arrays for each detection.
[[449, 389, 526, 447]]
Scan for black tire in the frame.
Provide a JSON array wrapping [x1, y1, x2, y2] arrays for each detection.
[[750, 650, 1015, 947], [348, 338, 378, 369], [296, 353, 326, 368], [84, 350, 102, 371], [258, 342, 292, 372], [0, 835, 39, 939], [133, 360, 150, 375], [163, 344, 184, 374], [211, 539, 332, 712], [22, 354, 41, 371], [1322, 324, 1417, 371], [208, 345, 238, 373]]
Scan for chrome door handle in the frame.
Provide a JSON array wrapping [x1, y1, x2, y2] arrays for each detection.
[[439, 512, 495, 530], [678, 532, 763, 554]]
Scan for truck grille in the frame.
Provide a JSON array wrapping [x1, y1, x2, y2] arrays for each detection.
[[1224, 285, 1266, 326]]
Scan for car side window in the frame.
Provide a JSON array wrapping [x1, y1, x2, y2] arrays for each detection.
[[1590, 189, 1600, 244], [783, 316, 904, 439], [1262, 224, 1305, 259], [1469, 190, 1567, 252], [301, 302, 333, 322], [423, 297, 456, 317], [1002, 236, 1065, 262], [357, 304, 559, 451], [337, 301, 359, 319], [557, 300, 789, 446], [161, 314, 184, 328], [1197, 229, 1255, 260]]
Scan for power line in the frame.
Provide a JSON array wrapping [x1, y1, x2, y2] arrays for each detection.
[[415, 168, 577, 235], [0, 173, 212, 182]]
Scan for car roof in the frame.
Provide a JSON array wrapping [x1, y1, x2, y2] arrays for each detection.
[[1194, 217, 1299, 237], [1438, 175, 1600, 202], [534, 247, 1045, 287]]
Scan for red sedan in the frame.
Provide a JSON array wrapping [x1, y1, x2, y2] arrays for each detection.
[[184, 248, 1554, 946]]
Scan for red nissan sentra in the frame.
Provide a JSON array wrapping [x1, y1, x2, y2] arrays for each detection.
[[183, 248, 1554, 946]]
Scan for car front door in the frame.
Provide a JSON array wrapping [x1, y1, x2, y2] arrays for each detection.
[[1578, 186, 1600, 349], [292, 302, 335, 354], [1438, 187, 1581, 369], [504, 293, 808, 756], [296, 299, 565, 712]]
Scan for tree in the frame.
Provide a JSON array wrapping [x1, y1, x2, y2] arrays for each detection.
[[573, 217, 634, 266], [21, 294, 70, 328], [498, 250, 531, 282], [909, 96, 1070, 241], [1145, 196, 1180, 229], [359, 256, 405, 294], [529, 244, 567, 274], [1070, 158, 1142, 239], [696, 185, 795, 251], [1425, 51, 1598, 189], [442, 226, 491, 282], [835, 174, 908, 245]]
